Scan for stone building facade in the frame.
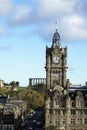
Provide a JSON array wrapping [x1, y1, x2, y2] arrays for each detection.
[[0, 95, 27, 130], [45, 30, 87, 130]]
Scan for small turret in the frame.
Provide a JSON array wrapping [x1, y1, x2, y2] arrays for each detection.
[[52, 29, 61, 48]]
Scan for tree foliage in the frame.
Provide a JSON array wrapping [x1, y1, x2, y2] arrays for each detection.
[[10, 87, 45, 112], [0, 85, 45, 112]]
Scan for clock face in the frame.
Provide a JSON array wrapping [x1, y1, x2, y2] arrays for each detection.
[[53, 56, 59, 63]]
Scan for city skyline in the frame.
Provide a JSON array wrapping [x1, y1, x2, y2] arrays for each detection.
[[0, 0, 87, 86]]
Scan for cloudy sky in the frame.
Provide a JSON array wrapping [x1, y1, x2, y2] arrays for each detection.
[[0, 0, 87, 86]]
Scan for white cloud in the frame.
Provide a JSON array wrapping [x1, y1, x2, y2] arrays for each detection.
[[61, 15, 87, 41], [34, 14, 87, 42], [8, 0, 77, 26], [6, 0, 87, 41], [37, 0, 76, 19], [9, 5, 32, 26], [0, 0, 13, 15], [29, 0, 87, 41]]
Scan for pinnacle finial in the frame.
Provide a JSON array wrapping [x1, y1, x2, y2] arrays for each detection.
[[56, 29, 57, 32], [55, 20, 58, 31]]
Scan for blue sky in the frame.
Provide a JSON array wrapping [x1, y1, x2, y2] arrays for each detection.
[[0, 0, 87, 86]]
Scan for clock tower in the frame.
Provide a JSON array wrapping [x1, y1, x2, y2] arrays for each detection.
[[46, 29, 67, 90], [45, 29, 87, 130]]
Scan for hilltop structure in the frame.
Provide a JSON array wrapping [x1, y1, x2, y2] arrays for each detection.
[[29, 78, 46, 86], [45, 30, 87, 130], [0, 79, 19, 91]]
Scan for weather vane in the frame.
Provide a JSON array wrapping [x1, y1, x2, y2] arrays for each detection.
[[55, 20, 58, 31]]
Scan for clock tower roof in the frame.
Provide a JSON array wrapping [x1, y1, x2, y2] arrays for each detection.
[[52, 29, 61, 48]]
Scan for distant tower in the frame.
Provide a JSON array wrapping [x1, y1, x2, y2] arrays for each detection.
[[45, 29, 67, 91]]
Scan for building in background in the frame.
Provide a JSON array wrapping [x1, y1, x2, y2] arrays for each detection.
[[0, 95, 27, 130], [45, 30, 87, 130], [0, 79, 19, 91], [29, 78, 46, 86]]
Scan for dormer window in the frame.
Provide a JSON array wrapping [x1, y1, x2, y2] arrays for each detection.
[[77, 101, 83, 107]]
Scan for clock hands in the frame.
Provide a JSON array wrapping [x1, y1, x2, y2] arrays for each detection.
[[56, 56, 59, 61], [53, 56, 59, 63]]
